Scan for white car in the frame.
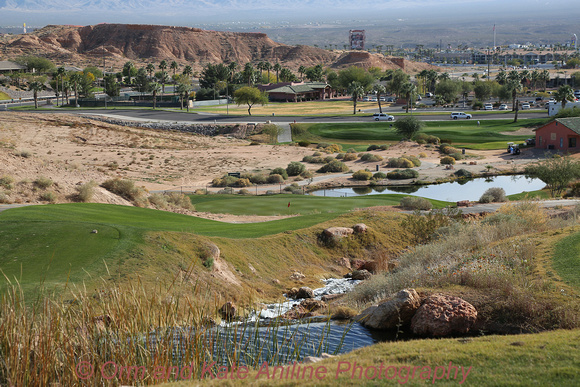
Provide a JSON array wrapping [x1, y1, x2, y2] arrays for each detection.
[[499, 104, 508, 110], [373, 113, 395, 121], [521, 103, 531, 110], [450, 112, 472, 120], [484, 103, 493, 111]]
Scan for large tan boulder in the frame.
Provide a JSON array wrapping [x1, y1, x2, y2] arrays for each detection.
[[411, 295, 477, 337], [323, 227, 354, 239], [218, 301, 237, 321], [295, 286, 314, 299], [357, 289, 421, 329]]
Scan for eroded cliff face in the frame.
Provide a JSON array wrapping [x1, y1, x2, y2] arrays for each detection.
[[2, 23, 435, 73]]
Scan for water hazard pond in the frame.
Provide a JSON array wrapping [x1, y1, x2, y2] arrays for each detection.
[[311, 175, 545, 202]]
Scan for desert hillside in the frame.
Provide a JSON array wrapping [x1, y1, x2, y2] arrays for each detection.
[[1, 23, 436, 73]]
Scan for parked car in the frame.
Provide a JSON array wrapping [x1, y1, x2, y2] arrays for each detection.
[[499, 104, 508, 110], [362, 96, 370, 102], [372, 113, 395, 121], [521, 103, 531, 110], [450, 112, 472, 119], [425, 92, 434, 98], [484, 103, 493, 111], [379, 96, 386, 102]]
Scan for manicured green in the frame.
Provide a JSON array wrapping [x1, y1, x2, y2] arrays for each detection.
[[552, 231, 580, 290], [294, 119, 548, 150], [190, 193, 451, 216], [507, 189, 550, 201]]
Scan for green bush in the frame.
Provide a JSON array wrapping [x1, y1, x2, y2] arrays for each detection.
[[373, 172, 387, 179], [302, 155, 314, 163], [34, 176, 53, 189], [479, 187, 507, 203], [379, 144, 389, 150], [148, 193, 168, 208], [352, 170, 373, 180], [367, 145, 380, 151], [415, 133, 440, 145], [440, 156, 456, 165], [343, 153, 358, 161], [346, 148, 357, 153], [399, 196, 433, 210], [286, 161, 306, 176], [316, 143, 330, 149], [451, 152, 464, 160], [324, 156, 335, 163], [300, 170, 313, 179], [317, 160, 349, 173], [298, 140, 311, 147], [386, 157, 414, 168], [439, 144, 459, 155], [406, 156, 421, 167], [472, 100, 483, 110], [360, 153, 384, 162], [267, 174, 285, 184], [455, 169, 472, 178], [102, 178, 145, 201], [250, 174, 268, 184], [270, 168, 288, 180], [211, 175, 239, 187], [0, 175, 14, 190], [235, 178, 252, 187], [39, 191, 57, 203], [335, 153, 345, 159], [387, 169, 419, 179]]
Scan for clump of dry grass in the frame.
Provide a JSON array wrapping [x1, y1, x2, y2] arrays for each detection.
[[76, 181, 97, 203]]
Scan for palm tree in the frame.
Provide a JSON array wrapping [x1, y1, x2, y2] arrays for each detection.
[[298, 65, 306, 81], [69, 73, 83, 107], [176, 83, 190, 110], [373, 84, 386, 113], [554, 85, 575, 109], [264, 62, 272, 83], [495, 70, 507, 85], [170, 61, 179, 79], [123, 61, 134, 84], [55, 67, 65, 105], [542, 69, 551, 90], [243, 62, 254, 86], [28, 80, 45, 109], [146, 63, 155, 79], [506, 77, 523, 122], [256, 62, 266, 83], [347, 81, 365, 115], [438, 72, 450, 82], [228, 62, 238, 82], [273, 63, 282, 83], [182, 65, 193, 79], [158, 71, 169, 97], [401, 82, 417, 113], [148, 82, 161, 109], [159, 60, 168, 73], [530, 69, 540, 91]]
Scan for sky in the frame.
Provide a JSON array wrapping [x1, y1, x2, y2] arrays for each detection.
[[0, 0, 578, 27]]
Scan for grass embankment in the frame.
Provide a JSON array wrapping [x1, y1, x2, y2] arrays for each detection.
[[0, 199, 423, 299], [292, 119, 547, 150], [552, 228, 580, 290], [0, 92, 11, 100]]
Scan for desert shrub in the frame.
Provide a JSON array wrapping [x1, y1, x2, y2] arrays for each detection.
[[323, 144, 342, 153], [343, 153, 358, 161], [335, 153, 345, 159], [418, 152, 427, 158], [148, 193, 168, 208], [249, 174, 267, 185], [102, 178, 144, 201], [300, 170, 313, 179], [379, 144, 389, 150], [455, 169, 472, 178], [317, 160, 348, 173], [399, 208, 455, 244], [166, 192, 194, 210], [76, 181, 96, 202], [331, 306, 358, 320], [249, 141, 260, 145], [415, 133, 440, 145], [270, 168, 288, 180], [386, 157, 414, 168], [312, 157, 326, 164], [316, 143, 330, 149], [202, 257, 214, 269], [373, 172, 387, 179], [479, 187, 507, 203], [367, 144, 380, 151], [267, 174, 284, 184], [451, 152, 464, 160], [107, 161, 119, 170], [313, 151, 323, 156], [472, 100, 484, 110], [405, 156, 421, 167], [346, 148, 356, 153], [302, 155, 314, 163], [400, 196, 433, 210], [360, 153, 383, 162], [440, 156, 456, 165], [324, 155, 335, 163], [18, 150, 32, 158], [0, 192, 9, 204], [34, 177, 53, 189], [439, 144, 459, 155], [416, 139, 426, 145], [211, 175, 239, 187], [387, 169, 419, 180], [298, 140, 311, 147], [235, 178, 252, 187], [238, 189, 250, 195], [352, 170, 373, 180], [39, 191, 56, 203], [0, 175, 14, 190], [286, 161, 306, 176]]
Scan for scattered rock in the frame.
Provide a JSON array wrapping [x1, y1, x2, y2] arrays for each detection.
[[411, 295, 477, 337], [295, 286, 314, 299], [321, 294, 344, 302], [353, 223, 367, 233], [218, 301, 237, 321], [350, 259, 375, 272], [351, 269, 372, 280], [321, 227, 354, 245], [290, 271, 305, 280], [205, 242, 220, 260], [337, 257, 351, 270], [357, 288, 421, 330], [456, 200, 471, 207], [303, 353, 335, 364], [300, 299, 326, 312], [286, 288, 299, 298], [272, 278, 280, 285], [91, 229, 98, 234]]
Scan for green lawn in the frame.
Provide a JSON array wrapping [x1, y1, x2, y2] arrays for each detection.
[[294, 118, 547, 150], [190, 193, 451, 216], [0, 91, 10, 100], [552, 231, 580, 290]]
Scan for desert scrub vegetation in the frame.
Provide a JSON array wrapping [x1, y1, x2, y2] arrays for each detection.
[[359, 153, 383, 162], [317, 160, 349, 173], [352, 170, 373, 181], [0, 175, 14, 190], [33, 176, 53, 189], [347, 202, 580, 332], [387, 169, 419, 180], [101, 178, 147, 204], [76, 181, 97, 202], [286, 161, 306, 176], [399, 196, 433, 211], [386, 156, 421, 168], [479, 187, 507, 203], [440, 155, 456, 165]]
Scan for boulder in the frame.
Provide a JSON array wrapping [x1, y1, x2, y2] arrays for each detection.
[[321, 293, 344, 302], [351, 269, 372, 280], [300, 299, 327, 312], [290, 271, 305, 280], [353, 223, 367, 233], [286, 288, 299, 298], [357, 289, 421, 329], [411, 295, 477, 337], [337, 257, 351, 270], [322, 227, 354, 241], [295, 286, 314, 299], [218, 301, 237, 321]]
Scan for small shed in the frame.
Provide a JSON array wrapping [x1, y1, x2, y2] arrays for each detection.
[[534, 117, 580, 152]]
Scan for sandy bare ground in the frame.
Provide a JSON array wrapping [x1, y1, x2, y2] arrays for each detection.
[[0, 112, 542, 218]]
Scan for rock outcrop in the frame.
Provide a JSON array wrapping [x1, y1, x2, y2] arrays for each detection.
[[411, 295, 477, 337], [357, 289, 421, 330]]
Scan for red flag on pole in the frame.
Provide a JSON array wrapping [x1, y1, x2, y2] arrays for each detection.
[[288, 202, 291, 208]]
